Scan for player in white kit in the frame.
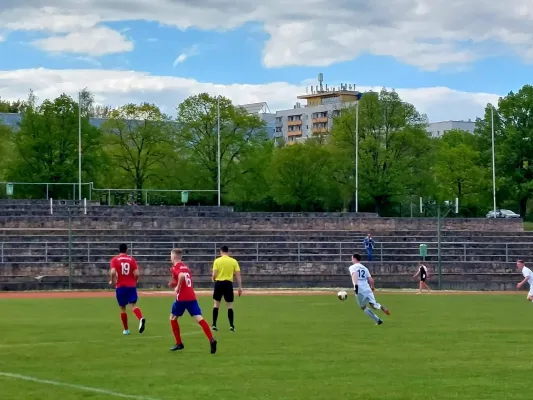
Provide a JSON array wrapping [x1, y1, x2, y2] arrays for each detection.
[[349, 253, 391, 325], [516, 259, 533, 301]]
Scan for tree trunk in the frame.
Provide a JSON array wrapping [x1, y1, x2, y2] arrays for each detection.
[[373, 195, 389, 215], [519, 196, 528, 217]]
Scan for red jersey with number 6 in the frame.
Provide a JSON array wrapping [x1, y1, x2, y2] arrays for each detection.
[[110, 254, 139, 288], [171, 262, 196, 301]]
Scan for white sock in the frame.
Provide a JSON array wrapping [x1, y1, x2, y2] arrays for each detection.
[[364, 308, 380, 323], [371, 302, 381, 310]]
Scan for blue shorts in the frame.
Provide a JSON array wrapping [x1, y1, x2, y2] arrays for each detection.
[[116, 287, 138, 307], [171, 300, 202, 317]]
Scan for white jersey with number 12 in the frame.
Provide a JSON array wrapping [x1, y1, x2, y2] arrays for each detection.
[[522, 266, 533, 287], [349, 263, 372, 294]]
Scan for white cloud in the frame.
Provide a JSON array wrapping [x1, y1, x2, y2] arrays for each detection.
[[32, 26, 134, 56], [0, 0, 533, 69], [173, 54, 188, 65], [173, 45, 199, 66], [1, 1, 533, 67], [3, 7, 101, 33], [0, 68, 501, 122], [75, 56, 102, 67]]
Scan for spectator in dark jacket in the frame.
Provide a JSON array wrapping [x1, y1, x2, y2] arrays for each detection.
[[363, 234, 375, 261]]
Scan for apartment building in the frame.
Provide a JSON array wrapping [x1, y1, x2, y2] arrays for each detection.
[[426, 120, 476, 137], [274, 74, 362, 144], [238, 102, 276, 139]]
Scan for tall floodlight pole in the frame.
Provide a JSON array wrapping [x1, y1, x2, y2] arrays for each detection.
[[78, 91, 82, 201], [355, 100, 359, 213], [437, 205, 441, 290], [491, 104, 496, 215], [217, 96, 221, 207]]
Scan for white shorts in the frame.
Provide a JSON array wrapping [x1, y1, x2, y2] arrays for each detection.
[[356, 291, 380, 308]]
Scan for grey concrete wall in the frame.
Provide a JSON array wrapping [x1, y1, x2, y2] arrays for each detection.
[[0, 216, 523, 232], [0, 261, 522, 292]]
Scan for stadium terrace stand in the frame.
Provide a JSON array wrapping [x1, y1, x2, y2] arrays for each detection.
[[0, 200, 527, 291]]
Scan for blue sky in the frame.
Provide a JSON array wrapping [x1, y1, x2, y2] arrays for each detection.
[[0, 1, 532, 121]]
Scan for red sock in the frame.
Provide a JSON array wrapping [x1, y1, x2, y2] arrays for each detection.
[[170, 320, 182, 345], [198, 319, 213, 341], [120, 312, 128, 330], [132, 307, 143, 320]]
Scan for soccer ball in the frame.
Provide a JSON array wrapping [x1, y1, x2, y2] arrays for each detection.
[[337, 290, 348, 301]]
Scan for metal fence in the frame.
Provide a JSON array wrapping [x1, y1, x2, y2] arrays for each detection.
[[0, 240, 529, 264], [0, 181, 216, 205]]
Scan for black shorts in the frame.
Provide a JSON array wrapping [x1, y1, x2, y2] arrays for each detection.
[[213, 280, 234, 302], [420, 274, 426, 282]]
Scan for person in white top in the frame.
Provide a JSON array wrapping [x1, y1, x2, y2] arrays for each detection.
[[348, 253, 391, 325], [516, 259, 533, 301]]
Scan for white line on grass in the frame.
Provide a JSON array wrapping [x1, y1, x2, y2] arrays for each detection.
[[0, 331, 200, 349], [0, 372, 165, 400]]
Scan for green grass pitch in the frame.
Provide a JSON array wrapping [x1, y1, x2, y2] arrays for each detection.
[[0, 293, 532, 399]]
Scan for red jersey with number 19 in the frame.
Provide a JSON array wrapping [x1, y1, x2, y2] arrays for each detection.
[[171, 262, 197, 301], [110, 254, 139, 288]]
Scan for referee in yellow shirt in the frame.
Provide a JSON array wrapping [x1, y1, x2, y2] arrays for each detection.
[[211, 245, 242, 332]]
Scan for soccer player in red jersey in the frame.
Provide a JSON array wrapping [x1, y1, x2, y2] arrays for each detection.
[[168, 248, 217, 354], [109, 244, 146, 335]]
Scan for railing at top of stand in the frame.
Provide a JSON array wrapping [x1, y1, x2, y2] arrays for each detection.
[[0, 182, 216, 205]]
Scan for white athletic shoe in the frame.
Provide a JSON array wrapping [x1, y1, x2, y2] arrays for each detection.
[[139, 318, 146, 334], [123, 330, 130, 335]]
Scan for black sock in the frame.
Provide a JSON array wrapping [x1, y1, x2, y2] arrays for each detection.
[[212, 308, 219, 326], [228, 309, 234, 327]]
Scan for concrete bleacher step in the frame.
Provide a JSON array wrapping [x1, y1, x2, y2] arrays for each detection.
[[0, 215, 522, 232], [2, 231, 533, 241], [1, 226, 531, 236]]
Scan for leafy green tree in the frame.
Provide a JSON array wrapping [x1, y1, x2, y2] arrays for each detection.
[[434, 129, 490, 213], [176, 94, 268, 199], [267, 141, 339, 211], [475, 85, 533, 216], [329, 89, 433, 213], [79, 88, 113, 118], [0, 98, 24, 113], [226, 140, 275, 210], [101, 103, 175, 191], [8, 92, 104, 199], [0, 123, 14, 182]]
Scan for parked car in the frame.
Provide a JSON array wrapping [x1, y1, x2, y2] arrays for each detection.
[[486, 209, 521, 218]]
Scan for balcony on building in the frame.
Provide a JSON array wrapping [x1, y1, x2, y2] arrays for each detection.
[[312, 127, 328, 134], [287, 128, 303, 137], [312, 116, 328, 124]]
